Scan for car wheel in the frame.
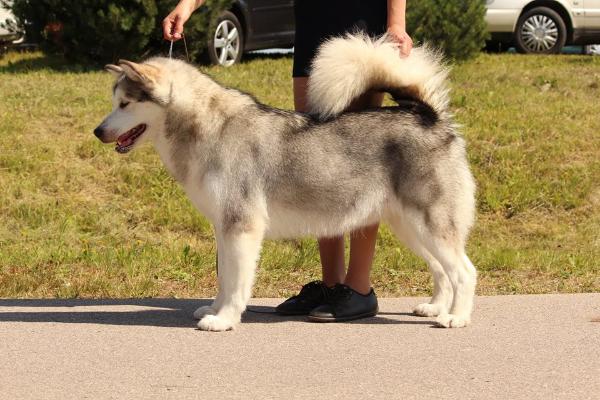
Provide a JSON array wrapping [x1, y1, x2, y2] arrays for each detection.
[[208, 11, 243, 66], [515, 7, 566, 54]]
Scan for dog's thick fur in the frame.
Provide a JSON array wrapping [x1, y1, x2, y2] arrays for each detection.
[[94, 34, 477, 331]]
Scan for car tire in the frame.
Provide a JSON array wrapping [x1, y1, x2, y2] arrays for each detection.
[[514, 7, 567, 54], [208, 11, 244, 66]]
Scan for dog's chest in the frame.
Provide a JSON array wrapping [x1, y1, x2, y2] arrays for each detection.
[[154, 139, 219, 222], [181, 175, 220, 222]]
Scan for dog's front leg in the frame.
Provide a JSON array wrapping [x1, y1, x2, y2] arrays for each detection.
[[197, 221, 264, 331], [193, 239, 225, 320]]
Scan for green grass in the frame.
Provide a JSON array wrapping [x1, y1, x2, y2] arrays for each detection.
[[0, 51, 598, 298]]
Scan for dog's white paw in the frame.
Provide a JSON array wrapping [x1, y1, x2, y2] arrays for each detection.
[[193, 306, 216, 320], [413, 303, 446, 317], [436, 313, 470, 328], [197, 314, 236, 331]]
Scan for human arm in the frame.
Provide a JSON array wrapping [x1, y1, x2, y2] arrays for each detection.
[[387, 0, 413, 56], [163, 0, 205, 41]]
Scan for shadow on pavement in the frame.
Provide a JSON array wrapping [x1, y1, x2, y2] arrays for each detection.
[[0, 299, 437, 328], [0, 298, 205, 328]]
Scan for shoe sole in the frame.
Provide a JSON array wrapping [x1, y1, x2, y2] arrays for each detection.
[[275, 309, 312, 316], [307, 309, 378, 323]]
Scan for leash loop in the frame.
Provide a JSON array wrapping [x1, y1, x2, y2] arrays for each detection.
[[168, 33, 190, 62], [182, 33, 189, 62]]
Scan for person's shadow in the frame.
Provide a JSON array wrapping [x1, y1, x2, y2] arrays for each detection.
[[0, 299, 436, 328]]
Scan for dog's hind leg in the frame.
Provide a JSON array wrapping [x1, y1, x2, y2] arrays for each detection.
[[391, 209, 476, 328], [197, 219, 265, 331], [432, 249, 477, 328], [387, 217, 453, 317], [414, 219, 476, 327]]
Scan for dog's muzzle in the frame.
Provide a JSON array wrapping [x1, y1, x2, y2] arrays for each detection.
[[93, 126, 112, 143], [93, 126, 103, 138]]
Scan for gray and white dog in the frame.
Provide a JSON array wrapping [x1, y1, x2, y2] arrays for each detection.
[[94, 34, 477, 331]]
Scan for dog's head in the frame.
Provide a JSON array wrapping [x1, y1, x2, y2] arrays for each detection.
[[94, 59, 169, 154]]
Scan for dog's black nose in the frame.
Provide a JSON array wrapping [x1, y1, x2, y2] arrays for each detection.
[[93, 127, 104, 138]]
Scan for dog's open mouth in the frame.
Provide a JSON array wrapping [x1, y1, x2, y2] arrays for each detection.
[[115, 124, 146, 154]]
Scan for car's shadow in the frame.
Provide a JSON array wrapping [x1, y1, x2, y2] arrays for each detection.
[[0, 49, 294, 74], [0, 299, 436, 328], [241, 50, 293, 64], [0, 53, 103, 73]]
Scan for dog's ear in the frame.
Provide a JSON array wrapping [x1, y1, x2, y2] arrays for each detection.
[[105, 64, 123, 78], [118, 60, 160, 85]]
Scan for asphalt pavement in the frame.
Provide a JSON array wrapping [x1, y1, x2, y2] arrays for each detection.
[[1, 294, 599, 399]]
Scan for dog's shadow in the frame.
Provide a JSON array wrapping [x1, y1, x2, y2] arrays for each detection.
[[0, 298, 200, 328], [0, 299, 436, 328], [243, 306, 434, 326]]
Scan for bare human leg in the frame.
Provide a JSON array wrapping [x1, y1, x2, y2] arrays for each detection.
[[294, 77, 346, 287], [343, 92, 384, 294], [294, 77, 384, 294]]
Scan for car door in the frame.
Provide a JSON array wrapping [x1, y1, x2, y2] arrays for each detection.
[[247, 0, 294, 46], [582, 0, 600, 28]]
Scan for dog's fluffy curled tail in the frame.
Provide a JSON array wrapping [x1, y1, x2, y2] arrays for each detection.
[[307, 33, 449, 119]]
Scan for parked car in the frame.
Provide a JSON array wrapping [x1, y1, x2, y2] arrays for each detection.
[[585, 43, 600, 53], [485, 0, 600, 53], [208, 0, 294, 66], [0, 3, 23, 44]]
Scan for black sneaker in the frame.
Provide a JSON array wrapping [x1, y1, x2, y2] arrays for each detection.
[[308, 283, 378, 322], [275, 281, 331, 315]]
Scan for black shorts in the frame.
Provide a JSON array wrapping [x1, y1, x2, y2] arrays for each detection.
[[293, 0, 387, 77]]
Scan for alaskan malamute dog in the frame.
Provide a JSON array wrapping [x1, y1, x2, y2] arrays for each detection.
[[94, 34, 477, 331]]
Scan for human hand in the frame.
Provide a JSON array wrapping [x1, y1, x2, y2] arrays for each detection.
[[162, 3, 194, 41], [387, 24, 413, 57]]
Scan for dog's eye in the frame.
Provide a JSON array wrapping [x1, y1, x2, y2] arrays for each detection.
[[119, 101, 130, 109]]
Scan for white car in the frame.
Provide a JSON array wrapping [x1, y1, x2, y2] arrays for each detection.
[[0, 3, 23, 44], [486, 0, 600, 53]]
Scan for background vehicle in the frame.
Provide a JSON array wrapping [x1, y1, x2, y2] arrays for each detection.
[[485, 0, 600, 53], [0, 3, 23, 44], [208, 0, 294, 66]]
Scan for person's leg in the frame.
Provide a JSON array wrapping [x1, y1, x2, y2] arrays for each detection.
[[345, 223, 379, 294], [343, 92, 384, 294], [274, 78, 346, 316], [278, 81, 384, 318], [297, 82, 384, 293], [294, 77, 346, 287], [307, 91, 384, 322]]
